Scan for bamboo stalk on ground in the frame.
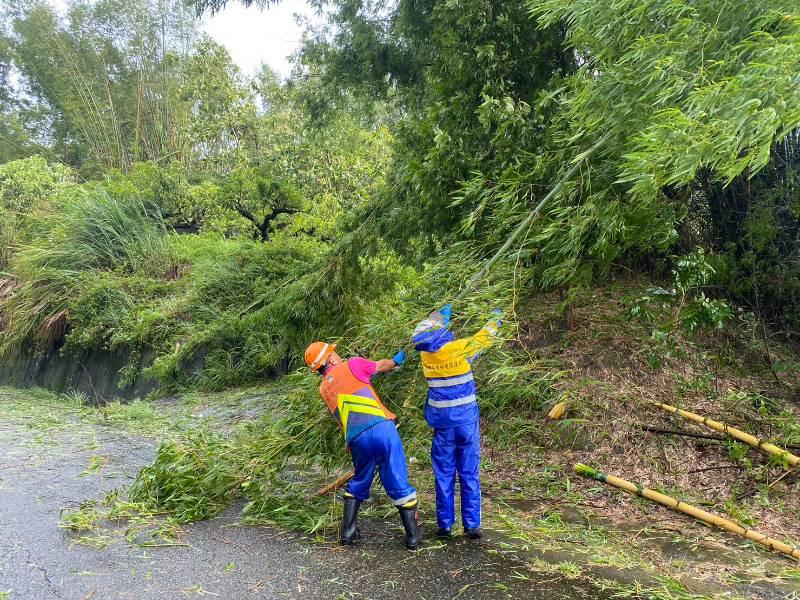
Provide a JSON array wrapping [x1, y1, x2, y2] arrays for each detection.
[[654, 402, 800, 468], [315, 469, 355, 496], [574, 464, 800, 561]]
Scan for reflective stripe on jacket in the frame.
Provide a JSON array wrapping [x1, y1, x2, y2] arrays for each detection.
[[319, 359, 395, 445], [420, 320, 499, 428]]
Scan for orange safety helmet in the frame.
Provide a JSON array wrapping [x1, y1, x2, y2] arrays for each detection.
[[305, 341, 336, 371]]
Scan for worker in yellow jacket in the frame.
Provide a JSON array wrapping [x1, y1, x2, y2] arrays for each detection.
[[412, 304, 501, 539]]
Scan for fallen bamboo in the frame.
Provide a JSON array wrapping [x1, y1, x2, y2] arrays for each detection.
[[312, 135, 611, 498], [639, 424, 726, 442], [641, 424, 800, 451], [654, 402, 800, 469], [574, 463, 800, 561], [316, 468, 355, 496]]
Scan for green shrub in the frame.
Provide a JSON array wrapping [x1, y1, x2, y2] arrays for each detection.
[[0, 187, 174, 354], [0, 156, 73, 270]]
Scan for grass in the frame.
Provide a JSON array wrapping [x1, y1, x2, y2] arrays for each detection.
[[555, 561, 582, 578], [0, 187, 174, 356], [59, 489, 187, 549], [0, 386, 192, 439], [593, 577, 730, 600]]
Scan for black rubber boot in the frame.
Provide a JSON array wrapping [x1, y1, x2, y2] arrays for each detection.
[[398, 503, 422, 550], [436, 528, 452, 538], [464, 527, 482, 539], [340, 496, 361, 546]]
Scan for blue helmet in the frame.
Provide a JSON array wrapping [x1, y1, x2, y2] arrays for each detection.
[[412, 305, 454, 352]]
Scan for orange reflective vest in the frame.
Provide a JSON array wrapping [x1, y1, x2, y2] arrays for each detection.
[[319, 360, 395, 445]]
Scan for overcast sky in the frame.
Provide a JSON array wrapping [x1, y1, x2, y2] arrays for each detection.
[[200, 1, 324, 78], [48, 0, 324, 79]]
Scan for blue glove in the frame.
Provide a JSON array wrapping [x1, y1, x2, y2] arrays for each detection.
[[392, 350, 406, 366], [492, 308, 503, 328], [438, 303, 452, 324]]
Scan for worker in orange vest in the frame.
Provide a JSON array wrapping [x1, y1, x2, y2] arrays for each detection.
[[305, 341, 421, 550]]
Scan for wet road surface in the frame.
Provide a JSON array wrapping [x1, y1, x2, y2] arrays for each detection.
[[0, 396, 612, 599]]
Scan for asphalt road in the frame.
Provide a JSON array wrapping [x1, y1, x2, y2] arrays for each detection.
[[0, 399, 611, 600]]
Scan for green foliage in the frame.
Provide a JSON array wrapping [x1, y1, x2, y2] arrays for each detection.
[[102, 162, 207, 230], [129, 427, 239, 522], [725, 440, 753, 470], [60, 500, 104, 533], [180, 37, 257, 172], [300, 0, 568, 254], [533, 0, 800, 185], [0, 156, 72, 269], [5, 0, 196, 175], [53, 190, 173, 275], [214, 165, 305, 241], [191, 0, 278, 16], [516, 0, 800, 286], [627, 249, 732, 368], [128, 371, 347, 529], [0, 187, 174, 354], [680, 294, 731, 334], [143, 233, 315, 389]]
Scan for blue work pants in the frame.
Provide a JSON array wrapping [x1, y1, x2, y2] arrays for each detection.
[[345, 420, 417, 506], [431, 421, 481, 530]]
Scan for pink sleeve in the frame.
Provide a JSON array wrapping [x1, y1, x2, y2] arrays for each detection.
[[347, 357, 378, 383]]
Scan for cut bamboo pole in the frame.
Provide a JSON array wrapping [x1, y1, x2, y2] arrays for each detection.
[[574, 464, 800, 561], [654, 402, 800, 469], [316, 469, 354, 496]]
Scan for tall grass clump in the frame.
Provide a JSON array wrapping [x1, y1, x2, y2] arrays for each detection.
[[45, 187, 173, 275], [0, 187, 174, 355]]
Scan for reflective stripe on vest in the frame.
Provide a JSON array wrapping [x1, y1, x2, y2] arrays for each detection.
[[428, 394, 477, 408], [426, 373, 474, 388]]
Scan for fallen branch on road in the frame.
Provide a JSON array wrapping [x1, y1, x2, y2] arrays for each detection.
[[316, 469, 355, 496]]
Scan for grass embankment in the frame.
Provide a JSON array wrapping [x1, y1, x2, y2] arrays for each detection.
[[474, 281, 800, 595]]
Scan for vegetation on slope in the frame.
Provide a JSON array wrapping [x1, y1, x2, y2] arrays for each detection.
[[1, 1, 800, 593]]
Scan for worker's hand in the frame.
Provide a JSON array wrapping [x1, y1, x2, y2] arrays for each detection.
[[492, 307, 503, 328], [392, 350, 406, 367], [438, 303, 452, 324]]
